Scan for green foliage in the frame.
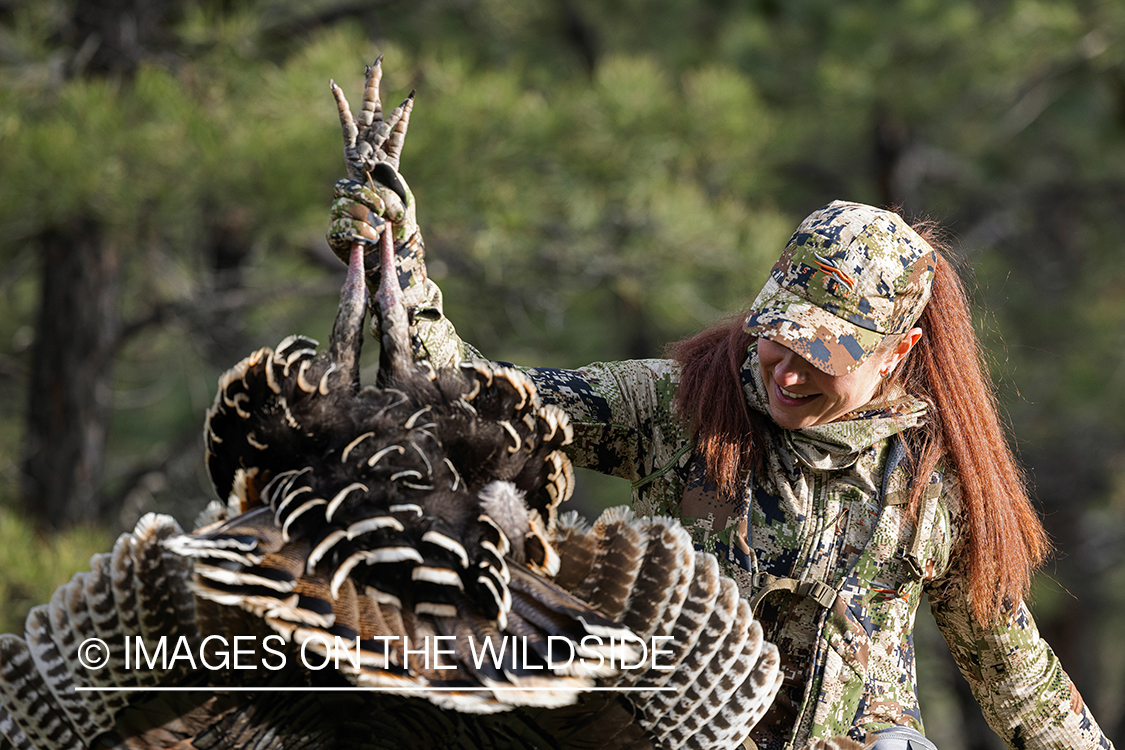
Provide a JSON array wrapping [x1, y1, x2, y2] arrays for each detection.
[[0, 508, 113, 634], [403, 52, 788, 361]]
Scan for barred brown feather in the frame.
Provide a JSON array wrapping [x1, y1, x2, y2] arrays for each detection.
[[22, 608, 95, 745]]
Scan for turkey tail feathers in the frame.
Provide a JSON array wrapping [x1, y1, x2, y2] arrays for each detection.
[[543, 509, 783, 750], [161, 501, 782, 748], [0, 513, 197, 750], [0, 482, 782, 750]]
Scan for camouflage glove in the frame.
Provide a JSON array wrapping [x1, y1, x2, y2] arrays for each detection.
[[327, 170, 428, 313]]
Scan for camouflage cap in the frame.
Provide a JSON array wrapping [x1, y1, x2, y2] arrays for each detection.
[[744, 200, 937, 376]]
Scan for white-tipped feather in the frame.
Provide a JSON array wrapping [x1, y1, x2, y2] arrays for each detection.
[[282, 347, 317, 377], [443, 457, 463, 491], [411, 566, 464, 590], [194, 563, 296, 593], [364, 586, 403, 610], [325, 482, 368, 522], [318, 362, 338, 395], [498, 421, 521, 453], [421, 531, 470, 568], [274, 486, 312, 520], [388, 503, 423, 516], [307, 529, 348, 572], [341, 432, 374, 462], [346, 516, 405, 539], [403, 407, 431, 429], [367, 445, 405, 467], [296, 359, 318, 393], [281, 498, 327, 542]]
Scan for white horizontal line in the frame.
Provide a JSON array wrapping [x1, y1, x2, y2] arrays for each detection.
[[74, 686, 676, 693]]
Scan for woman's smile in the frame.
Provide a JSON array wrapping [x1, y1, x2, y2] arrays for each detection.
[[758, 337, 889, 429], [775, 383, 817, 403]]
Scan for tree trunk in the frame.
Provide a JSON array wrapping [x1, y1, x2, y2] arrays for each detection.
[[64, 0, 181, 77], [21, 218, 119, 528]]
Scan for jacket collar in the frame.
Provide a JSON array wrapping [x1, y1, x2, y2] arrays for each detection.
[[741, 342, 928, 470]]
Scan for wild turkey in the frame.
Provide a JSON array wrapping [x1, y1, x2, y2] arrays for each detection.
[[0, 60, 788, 750]]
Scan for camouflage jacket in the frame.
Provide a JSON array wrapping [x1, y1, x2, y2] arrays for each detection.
[[398, 269, 1112, 750]]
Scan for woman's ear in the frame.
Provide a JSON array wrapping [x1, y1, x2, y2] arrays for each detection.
[[890, 327, 923, 368], [898, 327, 923, 354]]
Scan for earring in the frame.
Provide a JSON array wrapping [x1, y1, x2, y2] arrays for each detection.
[[879, 369, 890, 379]]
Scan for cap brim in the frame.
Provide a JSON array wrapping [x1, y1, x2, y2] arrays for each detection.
[[744, 279, 883, 377]]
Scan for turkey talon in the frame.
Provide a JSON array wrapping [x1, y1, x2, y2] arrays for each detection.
[[333, 59, 414, 181], [360, 55, 384, 130]]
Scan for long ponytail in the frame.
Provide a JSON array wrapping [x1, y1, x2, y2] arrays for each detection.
[[898, 228, 1050, 625]]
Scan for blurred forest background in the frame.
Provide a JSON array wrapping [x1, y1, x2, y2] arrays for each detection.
[[2, 0, 1125, 746]]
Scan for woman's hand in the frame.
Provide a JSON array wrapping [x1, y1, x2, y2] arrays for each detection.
[[327, 174, 419, 262]]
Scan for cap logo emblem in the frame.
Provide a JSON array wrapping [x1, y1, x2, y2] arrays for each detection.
[[812, 253, 856, 292]]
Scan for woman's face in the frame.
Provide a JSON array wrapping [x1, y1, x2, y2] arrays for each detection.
[[757, 333, 919, 430]]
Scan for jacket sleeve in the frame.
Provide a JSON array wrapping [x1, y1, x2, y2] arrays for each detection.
[[925, 513, 1113, 750], [403, 276, 483, 368], [406, 274, 687, 482], [519, 361, 683, 482]]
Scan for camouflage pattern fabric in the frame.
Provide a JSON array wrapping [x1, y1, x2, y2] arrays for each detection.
[[745, 201, 936, 376], [376, 250, 1111, 749], [328, 177, 471, 363]]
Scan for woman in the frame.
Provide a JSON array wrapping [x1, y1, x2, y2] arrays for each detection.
[[328, 171, 1114, 749]]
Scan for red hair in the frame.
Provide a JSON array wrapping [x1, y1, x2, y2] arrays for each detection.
[[669, 224, 1049, 626]]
